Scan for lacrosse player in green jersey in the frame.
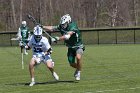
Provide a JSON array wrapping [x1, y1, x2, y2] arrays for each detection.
[[43, 14, 85, 81], [17, 21, 30, 55]]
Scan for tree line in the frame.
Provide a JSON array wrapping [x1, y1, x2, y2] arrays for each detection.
[[0, 0, 140, 31]]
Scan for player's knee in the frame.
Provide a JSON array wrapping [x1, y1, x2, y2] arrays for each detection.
[[76, 54, 82, 60], [46, 61, 54, 69], [29, 62, 34, 67], [47, 64, 53, 69], [29, 59, 36, 66]]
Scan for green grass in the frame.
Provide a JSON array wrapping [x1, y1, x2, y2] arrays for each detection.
[[1, 45, 140, 93]]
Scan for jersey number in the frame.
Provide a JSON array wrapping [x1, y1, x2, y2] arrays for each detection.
[[22, 30, 27, 37], [33, 47, 43, 52]]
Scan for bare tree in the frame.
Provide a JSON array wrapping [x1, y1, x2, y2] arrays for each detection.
[[10, 0, 17, 28], [0, 0, 140, 31], [19, 0, 23, 23], [133, 0, 139, 26]]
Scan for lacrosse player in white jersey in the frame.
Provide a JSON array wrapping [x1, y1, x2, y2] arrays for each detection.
[[27, 25, 59, 86]]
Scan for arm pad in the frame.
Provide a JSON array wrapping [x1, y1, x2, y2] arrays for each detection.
[[64, 34, 71, 40]]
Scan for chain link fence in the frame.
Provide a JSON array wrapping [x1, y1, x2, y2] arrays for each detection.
[[0, 27, 140, 46]]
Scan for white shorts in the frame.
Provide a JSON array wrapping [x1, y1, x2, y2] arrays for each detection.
[[33, 53, 52, 64]]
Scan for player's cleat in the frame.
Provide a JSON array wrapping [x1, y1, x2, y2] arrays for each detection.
[[29, 81, 35, 86], [75, 75, 80, 81], [74, 71, 81, 81], [52, 72, 59, 81], [24, 52, 28, 55], [74, 70, 78, 77]]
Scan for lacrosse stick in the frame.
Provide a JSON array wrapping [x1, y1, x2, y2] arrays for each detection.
[[11, 36, 24, 69], [21, 45, 24, 69], [19, 39, 28, 69], [27, 14, 59, 43], [27, 14, 67, 35], [27, 14, 53, 37]]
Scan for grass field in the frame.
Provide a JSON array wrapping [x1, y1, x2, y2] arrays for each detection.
[[1, 44, 140, 93]]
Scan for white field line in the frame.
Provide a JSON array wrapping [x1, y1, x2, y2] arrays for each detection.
[[96, 87, 140, 93]]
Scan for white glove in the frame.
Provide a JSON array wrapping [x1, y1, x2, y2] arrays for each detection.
[[51, 38, 56, 42], [54, 36, 60, 40], [51, 36, 60, 43]]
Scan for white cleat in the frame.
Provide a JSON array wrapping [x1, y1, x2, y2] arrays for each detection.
[[74, 70, 78, 77], [52, 72, 59, 81], [24, 52, 28, 55], [75, 75, 80, 81], [75, 71, 81, 81], [29, 81, 35, 86]]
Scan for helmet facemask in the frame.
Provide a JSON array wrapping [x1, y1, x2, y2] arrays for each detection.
[[61, 22, 68, 29], [34, 35, 42, 42]]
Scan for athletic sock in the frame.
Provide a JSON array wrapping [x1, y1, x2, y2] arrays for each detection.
[[77, 71, 81, 75], [24, 49, 26, 52], [31, 78, 35, 82]]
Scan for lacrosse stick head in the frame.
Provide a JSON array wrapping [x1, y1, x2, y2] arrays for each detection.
[[27, 14, 31, 19]]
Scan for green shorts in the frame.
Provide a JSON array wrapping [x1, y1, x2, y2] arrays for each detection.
[[67, 47, 84, 64]]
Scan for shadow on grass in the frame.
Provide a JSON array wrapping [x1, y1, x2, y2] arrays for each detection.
[[5, 80, 79, 86]]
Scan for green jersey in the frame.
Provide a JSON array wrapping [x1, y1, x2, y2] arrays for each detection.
[[57, 22, 83, 48], [19, 26, 30, 40]]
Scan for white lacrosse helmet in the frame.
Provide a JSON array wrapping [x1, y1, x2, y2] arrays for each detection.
[[60, 14, 71, 25], [22, 21, 27, 27], [33, 25, 43, 42]]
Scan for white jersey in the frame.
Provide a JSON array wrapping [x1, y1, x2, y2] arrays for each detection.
[[28, 35, 51, 55]]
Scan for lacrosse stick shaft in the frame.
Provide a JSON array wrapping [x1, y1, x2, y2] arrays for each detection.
[[21, 47, 24, 69], [22, 52, 24, 69], [43, 30, 53, 39], [27, 15, 54, 38]]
